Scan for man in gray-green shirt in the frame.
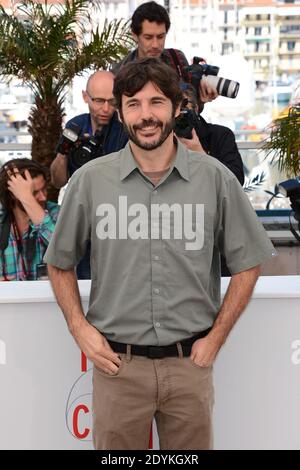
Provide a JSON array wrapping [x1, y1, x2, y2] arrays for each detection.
[[45, 58, 275, 450]]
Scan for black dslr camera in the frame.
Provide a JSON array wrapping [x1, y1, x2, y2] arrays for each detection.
[[56, 122, 106, 171], [185, 57, 240, 99], [174, 103, 200, 139], [278, 178, 300, 241], [278, 178, 300, 222]]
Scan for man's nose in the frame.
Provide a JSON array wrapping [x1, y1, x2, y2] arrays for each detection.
[[151, 37, 159, 48], [37, 191, 47, 202], [140, 103, 153, 120], [102, 100, 110, 112]]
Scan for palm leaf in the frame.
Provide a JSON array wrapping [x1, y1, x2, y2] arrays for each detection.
[[0, 0, 132, 201], [243, 170, 266, 193], [262, 105, 300, 177]]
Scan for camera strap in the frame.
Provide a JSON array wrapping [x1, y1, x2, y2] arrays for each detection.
[[0, 211, 11, 251], [97, 112, 118, 156], [166, 49, 190, 83], [12, 219, 29, 279], [0, 212, 37, 280], [0, 212, 11, 280]]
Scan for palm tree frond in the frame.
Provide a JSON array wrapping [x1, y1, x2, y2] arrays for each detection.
[[0, 0, 131, 201], [262, 105, 300, 177]]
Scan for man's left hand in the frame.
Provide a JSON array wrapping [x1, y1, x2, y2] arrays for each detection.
[[199, 76, 219, 103], [190, 335, 220, 368]]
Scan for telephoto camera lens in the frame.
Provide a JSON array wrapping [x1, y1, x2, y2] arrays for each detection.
[[205, 75, 240, 99]]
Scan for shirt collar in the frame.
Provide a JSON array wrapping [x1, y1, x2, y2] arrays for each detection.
[[120, 143, 140, 181], [172, 139, 190, 181], [120, 139, 190, 182]]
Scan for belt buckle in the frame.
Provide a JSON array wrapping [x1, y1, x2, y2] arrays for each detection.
[[148, 346, 165, 359]]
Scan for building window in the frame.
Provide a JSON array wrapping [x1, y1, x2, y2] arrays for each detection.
[[287, 41, 296, 51], [255, 27, 262, 35], [222, 44, 232, 55]]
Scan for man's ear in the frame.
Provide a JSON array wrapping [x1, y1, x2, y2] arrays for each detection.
[[82, 90, 88, 104], [132, 31, 138, 45]]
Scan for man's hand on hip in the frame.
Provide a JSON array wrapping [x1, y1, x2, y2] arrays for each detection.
[[74, 320, 121, 375], [190, 335, 220, 368]]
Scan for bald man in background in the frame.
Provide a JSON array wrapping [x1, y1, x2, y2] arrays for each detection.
[[50, 70, 128, 278], [51, 71, 128, 189]]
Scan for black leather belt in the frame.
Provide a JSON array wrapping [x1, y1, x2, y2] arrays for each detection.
[[107, 328, 211, 359]]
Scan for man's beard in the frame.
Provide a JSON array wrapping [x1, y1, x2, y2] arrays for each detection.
[[124, 117, 175, 151]]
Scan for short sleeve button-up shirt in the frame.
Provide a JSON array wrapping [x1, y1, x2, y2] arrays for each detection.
[[44, 141, 276, 346]]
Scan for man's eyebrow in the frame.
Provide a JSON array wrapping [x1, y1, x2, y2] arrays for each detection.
[[124, 97, 139, 105], [144, 33, 166, 37], [124, 95, 167, 105], [33, 184, 46, 193], [151, 95, 167, 101]]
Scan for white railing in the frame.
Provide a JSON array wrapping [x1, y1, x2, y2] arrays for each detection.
[[0, 134, 292, 213], [0, 130, 266, 152]]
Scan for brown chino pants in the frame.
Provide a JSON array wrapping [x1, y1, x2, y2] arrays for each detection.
[[92, 349, 214, 450]]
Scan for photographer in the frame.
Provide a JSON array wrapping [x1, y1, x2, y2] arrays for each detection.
[[50, 70, 128, 189], [176, 84, 244, 185], [50, 70, 128, 279], [112, 1, 218, 104], [0, 159, 59, 281]]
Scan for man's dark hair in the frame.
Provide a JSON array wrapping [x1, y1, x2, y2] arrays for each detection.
[[113, 57, 183, 115], [181, 84, 198, 109], [0, 158, 48, 211], [131, 1, 171, 36]]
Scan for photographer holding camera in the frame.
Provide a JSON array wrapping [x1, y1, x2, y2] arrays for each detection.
[[112, 1, 219, 104], [50, 70, 128, 278], [175, 84, 244, 277], [50, 71, 128, 189], [175, 84, 244, 185]]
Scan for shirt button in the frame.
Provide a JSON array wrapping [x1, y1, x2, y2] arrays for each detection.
[[153, 190, 158, 195], [153, 288, 160, 295], [154, 255, 160, 261], [155, 322, 161, 328]]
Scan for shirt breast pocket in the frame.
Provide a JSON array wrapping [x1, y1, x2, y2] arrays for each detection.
[[163, 207, 213, 258]]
